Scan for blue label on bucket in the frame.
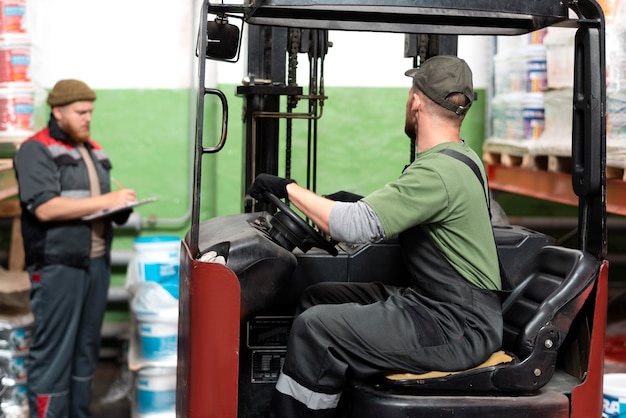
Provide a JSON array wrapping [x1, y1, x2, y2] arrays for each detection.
[[136, 387, 176, 415], [4, 327, 32, 351], [526, 59, 547, 92], [14, 102, 32, 114], [139, 331, 177, 360], [8, 355, 27, 381], [603, 394, 626, 417], [523, 106, 544, 140], [141, 263, 179, 299], [134, 236, 180, 244], [10, 54, 29, 66], [3, 5, 25, 17], [143, 263, 178, 282]]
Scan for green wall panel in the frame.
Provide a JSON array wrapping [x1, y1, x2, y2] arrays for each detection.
[[92, 89, 193, 226]]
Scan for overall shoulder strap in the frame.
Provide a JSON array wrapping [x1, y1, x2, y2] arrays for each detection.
[[438, 148, 490, 212], [438, 148, 513, 292]]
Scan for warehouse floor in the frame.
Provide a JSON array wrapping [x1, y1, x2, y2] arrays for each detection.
[[92, 358, 133, 418]]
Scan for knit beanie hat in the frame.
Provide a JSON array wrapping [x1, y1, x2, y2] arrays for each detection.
[[47, 79, 96, 107]]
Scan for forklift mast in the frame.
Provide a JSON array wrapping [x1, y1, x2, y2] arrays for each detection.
[[240, 26, 459, 213]]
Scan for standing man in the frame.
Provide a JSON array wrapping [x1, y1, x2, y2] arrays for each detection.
[[248, 55, 503, 418], [14, 79, 137, 418]]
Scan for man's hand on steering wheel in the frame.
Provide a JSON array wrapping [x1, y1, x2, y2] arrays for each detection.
[[247, 174, 296, 201], [247, 174, 338, 256]]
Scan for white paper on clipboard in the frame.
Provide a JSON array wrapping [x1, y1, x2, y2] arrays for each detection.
[[81, 197, 158, 221]]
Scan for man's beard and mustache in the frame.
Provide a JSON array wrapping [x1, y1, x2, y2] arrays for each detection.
[[64, 123, 90, 143], [405, 120, 416, 142]]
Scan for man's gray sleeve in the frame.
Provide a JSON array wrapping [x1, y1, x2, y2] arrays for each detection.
[[14, 140, 60, 213], [328, 201, 386, 243]]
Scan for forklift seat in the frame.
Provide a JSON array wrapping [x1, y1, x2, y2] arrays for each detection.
[[362, 245, 599, 394]]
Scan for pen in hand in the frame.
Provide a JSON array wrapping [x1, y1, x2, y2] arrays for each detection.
[[110, 179, 137, 205], [112, 178, 125, 190]]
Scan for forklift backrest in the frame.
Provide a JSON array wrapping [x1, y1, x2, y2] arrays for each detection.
[[501, 245, 598, 360]]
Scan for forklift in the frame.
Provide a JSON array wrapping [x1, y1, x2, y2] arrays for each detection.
[[176, 1, 609, 417]]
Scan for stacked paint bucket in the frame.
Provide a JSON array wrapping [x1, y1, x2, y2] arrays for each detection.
[[0, 0, 33, 146], [492, 29, 547, 141], [0, 310, 33, 417], [130, 236, 181, 418]]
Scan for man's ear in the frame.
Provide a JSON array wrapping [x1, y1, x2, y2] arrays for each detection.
[[411, 92, 421, 113], [51, 106, 62, 120]]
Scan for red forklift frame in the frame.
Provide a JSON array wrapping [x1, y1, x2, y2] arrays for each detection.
[[177, 1, 609, 417]]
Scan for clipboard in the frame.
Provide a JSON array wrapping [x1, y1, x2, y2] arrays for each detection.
[[81, 197, 158, 221]]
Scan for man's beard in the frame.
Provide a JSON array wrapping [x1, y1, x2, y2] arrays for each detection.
[[65, 124, 90, 143], [404, 123, 416, 141]]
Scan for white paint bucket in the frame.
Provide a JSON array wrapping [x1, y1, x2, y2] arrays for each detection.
[[603, 373, 626, 417], [133, 236, 180, 299], [134, 367, 176, 416], [525, 44, 547, 93], [135, 309, 178, 361], [523, 93, 545, 140]]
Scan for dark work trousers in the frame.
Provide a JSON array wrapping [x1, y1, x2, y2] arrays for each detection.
[[268, 281, 502, 418], [27, 256, 110, 418]]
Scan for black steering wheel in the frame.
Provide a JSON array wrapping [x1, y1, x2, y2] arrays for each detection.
[[263, 191, 338, 256]]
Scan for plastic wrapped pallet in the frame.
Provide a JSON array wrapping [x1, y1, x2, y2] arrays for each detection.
[[0, 311, 32, 418]]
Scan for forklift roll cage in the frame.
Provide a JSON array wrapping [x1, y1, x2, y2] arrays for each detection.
[[178, 1, 609, 417]]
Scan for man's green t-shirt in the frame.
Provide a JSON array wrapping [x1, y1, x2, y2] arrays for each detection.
[[362, 142, 501, 291]]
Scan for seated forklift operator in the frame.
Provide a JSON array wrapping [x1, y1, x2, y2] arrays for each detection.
[[248, 55, 503, 418]]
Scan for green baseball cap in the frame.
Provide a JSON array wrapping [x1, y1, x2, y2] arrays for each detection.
[[405, 55, 474, 115]]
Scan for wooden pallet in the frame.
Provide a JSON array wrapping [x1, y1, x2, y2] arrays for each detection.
[[483, 150, 524, 168], [607, 165, 626, 181], [521, 154, 548, 171], [500, 153, 571, 174], [485, 149, 626, 181], [547, 155, 572, 174], [607, 148, 626, 180], [483, 151, 559, 171]]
